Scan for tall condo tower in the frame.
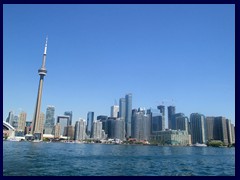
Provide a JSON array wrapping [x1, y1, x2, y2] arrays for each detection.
[[31, 38, 48, 140], [125, 93, 132, 138], [167, 106, 175, 129]]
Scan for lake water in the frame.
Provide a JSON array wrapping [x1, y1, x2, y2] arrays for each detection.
[[3, 141, 235, 176]]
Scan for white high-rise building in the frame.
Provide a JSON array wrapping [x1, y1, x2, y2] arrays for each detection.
[[91, 120, 102, 139], [111, 105, 119, 118], [74, 118, 87, 140]]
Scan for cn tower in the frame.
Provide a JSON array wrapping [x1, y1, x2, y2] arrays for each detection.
[[31, 37, 48, 140]]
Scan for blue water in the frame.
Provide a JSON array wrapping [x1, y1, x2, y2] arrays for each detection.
[[3, 141, 235, 176]]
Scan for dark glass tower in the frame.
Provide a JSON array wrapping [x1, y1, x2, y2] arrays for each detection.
[[119, 98, 126, 119], [167, 106, 175, 129], [125, 94, 132, 138], [87, 112, 94, 136], [44, 106, 55, 134], [64, 111, 73, 126], [157, 105, 165, 131], [190, 113, 206, 144]]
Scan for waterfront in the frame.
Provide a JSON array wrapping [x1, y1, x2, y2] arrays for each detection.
[[3, 141, 235, 176]]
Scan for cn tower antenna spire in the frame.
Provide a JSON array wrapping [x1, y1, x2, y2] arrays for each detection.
[[41, 36, 48, 69], [44, 36, 48, 55]]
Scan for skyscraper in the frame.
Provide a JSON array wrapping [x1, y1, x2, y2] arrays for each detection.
[[157, 105, 165, 116], [171, 113, 188, 131], [44, 106, 55, 134], [66, 126, 75, 140], [64, 111, 73, 126], [167, 106, 175, 129], [206, 116, 215, 141], [106, 118, 125, 140], [231, 124, 235, 143], [53, 123, 61, 138], [18, 112, 27, 131], [74, 119, 87, 141], [157, 105, 165, 131], [6, 111, 14, 126], [190, 113, 206, 144], [213, 116, 229, 145], [91, 120, 102, 139], [131, 108, 151, 141], [152, 116, 165, 132], [175, 114, 189, 132], [206, 116, 232, 145], [125, 93, 132, 138], [31, 38, 48, 140], [97, 115, 108, 121], [111, 105, 119, 118], [226, 119, 233, 145], [119, 98, 126, 120], [57, 115, 70, 136], [87, 112, 94, 136], [12, 115, 19, 129]]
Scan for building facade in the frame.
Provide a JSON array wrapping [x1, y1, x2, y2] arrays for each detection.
[[6, 111, 14, 127], [125, 94, 132, 138], [206, 116, 215, 141], [106, 118, 125, 140], [174, 113, 189, 132], [18, 112, 27, 131], [91, 120, 103, 139], [152, 115, 165, 132], [65, 126, 75, 139], [111, 105, 119, 118], [119, 98, 126, 120], [190, 113, 206, 144], [226, 119, 233, 145], [87, 112, 94, 136], [231, 124, 235, 143], [57, 115, 70, 136], [44, 106, 55, 134], [131, 108, 151, 141], [150, 130, 190, 146], [206, 116, 233, 145], [74, 119, 87, 141], [167, 106, 176, 129], [64, 111, 73, 126], [53, 123, 61, 138]]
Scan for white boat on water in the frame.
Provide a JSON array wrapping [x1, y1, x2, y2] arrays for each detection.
[[193, 143, 207, 147], [33, 140, 41, 143], [8, 138, 20, 142]]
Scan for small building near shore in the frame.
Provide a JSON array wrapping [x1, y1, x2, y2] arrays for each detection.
[[150, 130, 190, 146]]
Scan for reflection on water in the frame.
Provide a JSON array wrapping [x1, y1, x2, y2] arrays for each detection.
[[3, 141, 235, 176]]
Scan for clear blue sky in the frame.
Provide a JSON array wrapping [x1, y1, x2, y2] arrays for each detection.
[[3, 4, 235, 126]]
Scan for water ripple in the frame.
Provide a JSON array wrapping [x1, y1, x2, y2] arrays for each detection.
[[3, 141, 235, 176]]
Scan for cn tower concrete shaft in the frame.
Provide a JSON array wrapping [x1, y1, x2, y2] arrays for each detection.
[[31, 38, 48, 139]]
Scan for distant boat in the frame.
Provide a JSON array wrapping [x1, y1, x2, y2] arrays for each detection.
[[8, 138, 20, 142], [32, 140, 41, 143], [193, 143, 207, 147]]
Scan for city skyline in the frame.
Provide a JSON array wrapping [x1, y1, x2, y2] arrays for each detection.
[[3, 4, 235, 125]]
